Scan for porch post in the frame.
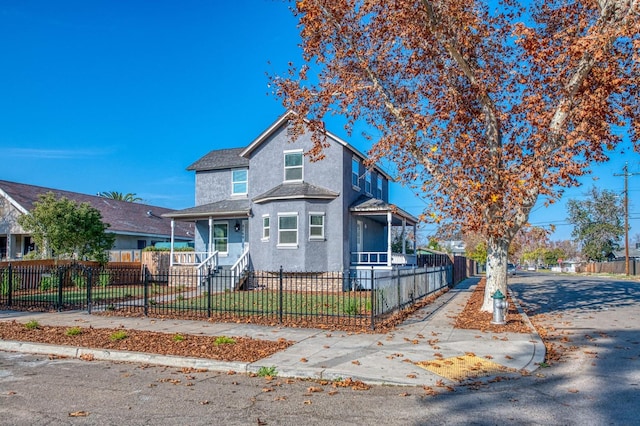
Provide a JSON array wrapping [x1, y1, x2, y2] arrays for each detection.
[[402, 219, 407, 255], [208, 217, 214, 254], [413, 223, 417, 255], [170, 220, 175, 267], [6, 232, 12, 260], [387, 212, 392, 267]]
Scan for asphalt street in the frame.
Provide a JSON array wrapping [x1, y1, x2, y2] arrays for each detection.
[[1, 272, 639, 425]]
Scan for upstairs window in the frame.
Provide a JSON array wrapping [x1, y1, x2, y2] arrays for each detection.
[[284, 150, 303, 182], [352, 158, 360, 188], [232, 169, 248, 195], [365, 171, 372, 195], [376, 175, 383, 199], [309, 213, 325, 240]]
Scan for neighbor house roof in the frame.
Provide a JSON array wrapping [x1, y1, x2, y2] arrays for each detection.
[[253, 182, 339, 204], [186, 147, 249, 172], [0, 180, 193, 239]]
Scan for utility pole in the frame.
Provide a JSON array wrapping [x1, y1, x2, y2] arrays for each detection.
[[614, 163, 639, 275]]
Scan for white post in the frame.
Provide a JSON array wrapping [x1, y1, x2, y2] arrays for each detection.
[[208, 217, 214, 254], [170, 220, 175, 267], [7, 232, 12, 260], [387, 212, 392, 267], [402, 218, 407, 255]]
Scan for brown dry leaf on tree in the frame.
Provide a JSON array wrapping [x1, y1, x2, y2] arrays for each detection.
[[273, 0, 638, 314]]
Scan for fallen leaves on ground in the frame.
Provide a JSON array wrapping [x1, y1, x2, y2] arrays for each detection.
[[0, 320, 292, 363]]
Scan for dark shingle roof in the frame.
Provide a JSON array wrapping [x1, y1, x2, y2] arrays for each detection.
[[253, 183, 339, 204], [186, 147, 248, 172], [162, 199, 251, 219], [350, 196, 418, 225], [0, 180, 193, 239]]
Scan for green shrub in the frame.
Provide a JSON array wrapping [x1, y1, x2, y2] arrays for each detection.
[[24, 320, 40, 330], [256, 366, 277, 378], [65, 327, 82, 336], [72, 273, 87, 289], [1, 271, 20, 296], [109, 330, 128, 341], [39, 274, 57, 291], [172, 334, 185, 342], [98, 271, 111, 287], [213, 336, 236, 345]]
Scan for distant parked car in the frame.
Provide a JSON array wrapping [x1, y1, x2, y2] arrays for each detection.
[[507, 263, 517, 276], [527, 265, 536, 271]]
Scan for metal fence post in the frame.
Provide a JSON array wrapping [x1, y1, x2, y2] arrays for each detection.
[[87, 267, 93, 314], [143, 266, 149, 316], [370, 267, 375, 330], [207, 266, 212, 318], [396, 268, 401, 312], [57, 266, 64, 311], [7, 264, 13, 307], [279, 266, 284, 324]]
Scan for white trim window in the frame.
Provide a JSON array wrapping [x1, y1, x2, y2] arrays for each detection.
[[365, 171, 372, 195], [278, 213, 298, 247], [262, 215, 270, 241], [213, 222, 228, 254], [232, 169, 248, 195], [376, 175, 383, 199], [352, 157, 360, 188], [284, 150, 303, 182], [309, 213, 325, 240]]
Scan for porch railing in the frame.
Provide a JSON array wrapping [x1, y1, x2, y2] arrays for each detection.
[[230, 245, 250, 286], [171, 251, 209, 266], [350, 251, 417, 266], [196, 251, 219, 286]]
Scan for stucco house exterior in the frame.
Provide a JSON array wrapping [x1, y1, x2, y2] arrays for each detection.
[[0, 180, 193, 261], [163, 111, 419, 276]]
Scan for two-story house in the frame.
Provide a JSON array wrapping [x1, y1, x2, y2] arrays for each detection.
[[163, 111, 418, 276]]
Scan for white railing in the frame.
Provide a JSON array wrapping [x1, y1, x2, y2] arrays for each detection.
[[230, 245, 250, 286], [351, 252, 417, 267], [196, 251, 219, 286], [171, 251, 209, 266]]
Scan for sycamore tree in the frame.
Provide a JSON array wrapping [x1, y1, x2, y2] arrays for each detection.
[[18, 192, 115, 263], [272, 0, 639, 310]]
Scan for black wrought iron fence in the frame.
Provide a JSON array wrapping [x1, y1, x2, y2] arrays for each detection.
[[1, 262, 460, 330]]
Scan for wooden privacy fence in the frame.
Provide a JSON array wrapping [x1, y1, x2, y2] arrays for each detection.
[[576, 260, 640, 276]]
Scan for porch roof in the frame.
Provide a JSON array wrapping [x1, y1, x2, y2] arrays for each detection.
[[253, 182, 339, 204], [350, 196, 419, 226], [162, 199, 251, 221]]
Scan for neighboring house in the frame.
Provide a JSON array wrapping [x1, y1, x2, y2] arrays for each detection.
[[440, 240, 467, 256], [163, 111, 418, 275], [0, 180, 193, 260]]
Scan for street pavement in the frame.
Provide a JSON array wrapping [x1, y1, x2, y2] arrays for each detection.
[[0, 277, 545, 387]]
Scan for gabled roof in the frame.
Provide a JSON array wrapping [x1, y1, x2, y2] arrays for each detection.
[[0, 180, 193, 239], [162, 199, 251, 220], [186, 147, 248, 172], [240, 110, 393, 181], [253, 182, 339, 204], [350, 196, 419, 226]]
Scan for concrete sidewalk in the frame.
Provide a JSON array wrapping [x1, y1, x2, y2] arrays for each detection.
[[0, 278, 545, 387]]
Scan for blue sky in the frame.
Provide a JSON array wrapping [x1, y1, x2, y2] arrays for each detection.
[[1, 0, 638, 244]]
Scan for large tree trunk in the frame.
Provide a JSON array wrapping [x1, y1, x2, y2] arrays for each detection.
[[482, 236, 510, 312]]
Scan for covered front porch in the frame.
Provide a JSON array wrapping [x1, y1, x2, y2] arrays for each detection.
[[349, 197, 419, 270], [162, 200, 251, 281]]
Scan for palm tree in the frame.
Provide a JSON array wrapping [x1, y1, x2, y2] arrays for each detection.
[[98, 191, 142, 203]]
